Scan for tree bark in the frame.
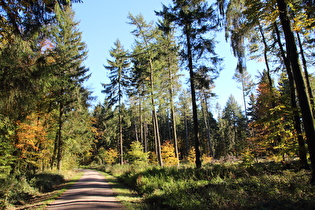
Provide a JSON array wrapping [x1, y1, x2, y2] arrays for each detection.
[[184, 110, 190, 157], [118, 111, 123, 165], [274, 22, 309, 169], [149, 58, 163, 167], [201, 90, 214, 157], [277, 0, 315, 183], [168, 65, 179, 165], [186, 26, 202, 168], [56, 101, 63, 171], [296, 31, 314, 112]]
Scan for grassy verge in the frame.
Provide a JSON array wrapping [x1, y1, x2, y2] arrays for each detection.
[[102, 162, 315, 209], [99, 171, 146, 209]]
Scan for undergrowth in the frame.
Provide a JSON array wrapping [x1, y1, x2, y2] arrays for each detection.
[[0, 170, 79, 210], [103, 162, 315, 209]]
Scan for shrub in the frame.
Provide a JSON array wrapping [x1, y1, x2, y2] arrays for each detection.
[[127, 141, 149, 166], [30, 173, 65, 192], [104, 148, 119, 165], [161, 141, 178, 166], [107, 161, 315, 209], [187, 148, 195, 165], [0, 175, 38, 208]]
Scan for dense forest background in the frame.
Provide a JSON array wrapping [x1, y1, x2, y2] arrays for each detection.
[[1, 0, 315, 206]]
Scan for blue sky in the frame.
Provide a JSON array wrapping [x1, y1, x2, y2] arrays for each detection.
[[72, 0, 261, 112]]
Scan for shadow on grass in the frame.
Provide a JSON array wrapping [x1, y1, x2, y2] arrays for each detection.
[[15, 170, 84, 210], [105, 162, 315, 209]]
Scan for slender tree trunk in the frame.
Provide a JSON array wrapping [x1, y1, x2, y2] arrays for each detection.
[[184, 110, 190, 157], [240, 76, 248, 122], [144, 121, 148, 153], [274, 23, 309, 169], [149, 59, 163, 167], [259, 22, 282, 150], [139, 99, 143, 143], [168, 67, 179, 164], [118, 80, 124, 165], [259, 24, 273, 88], [119, 111, 123, 165], [296, 31, 314, 111], [201, 91, 214, 157], [56, 101, 63, 171], [51, 131, 58, 169], [277, 0, 315, 183], [185, 27, 201, 168], [134, 122, 139, 142]]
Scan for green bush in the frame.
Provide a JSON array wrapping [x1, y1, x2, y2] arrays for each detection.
[[0, 172, 65, 209], [127, 141, 149, 166], [30, 173, 65, 192], [0, 175, 37, 208]]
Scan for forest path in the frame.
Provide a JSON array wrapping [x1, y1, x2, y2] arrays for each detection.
[[46, 169, 124, 209]]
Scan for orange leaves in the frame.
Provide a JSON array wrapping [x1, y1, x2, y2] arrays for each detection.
[[15, 113, 48, 159]]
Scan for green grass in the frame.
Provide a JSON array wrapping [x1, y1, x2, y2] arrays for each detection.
[[100, 171, 146, 209], [103, 162, 315, 209]]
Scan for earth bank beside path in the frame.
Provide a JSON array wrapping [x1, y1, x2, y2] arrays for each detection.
[[46, 169, 124, 209]]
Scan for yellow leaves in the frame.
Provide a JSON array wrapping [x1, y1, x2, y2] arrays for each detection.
[[293, 15, 315, 33], [104, 148, 119, 165], [45, 56, 56, 64], [161, 141, 179, 166], [187, 148, 195, 165]]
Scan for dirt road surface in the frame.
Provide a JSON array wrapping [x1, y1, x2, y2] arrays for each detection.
[[46, 169, 124, 209]]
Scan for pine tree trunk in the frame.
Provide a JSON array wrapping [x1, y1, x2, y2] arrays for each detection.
[[149, 59, 163, 167], [201, 91, 214, 157], [144, 121, 148, 153], [56, 101, 63, 171], [274, 23, 309, 169], [184, 110, 190, 157], [277, 0, 315, 183], [119, 112, 123, 165], [186, 27, 201, 168], [168, 67, 179, 164], [296, 31, 314, 111], [259, 22, 282, 150], [51, 131, 58, 169]]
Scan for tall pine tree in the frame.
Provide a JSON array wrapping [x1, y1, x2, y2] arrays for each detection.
[[156, 0, 221, 168], [102, 40, 131, 165]]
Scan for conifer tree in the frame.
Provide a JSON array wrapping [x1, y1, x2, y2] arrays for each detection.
[[128, 13, 164, 166], [156, 0, 221, 168], [178, 89, 192, 158], [49, 5, 90, 170], [157, 19, 182, 164], [102, 40, 131, 165]]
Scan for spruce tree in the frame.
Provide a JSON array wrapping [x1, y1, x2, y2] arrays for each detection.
[[49, 5, 90, 170], [128, 14, 164, 166], [102, 40, 131, 165], [156, 0, 221, 168], [157, 19, 182, 164]]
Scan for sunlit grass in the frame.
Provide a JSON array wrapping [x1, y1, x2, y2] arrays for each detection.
[[103, 162, 315, 209], [100, 171, 146, 209]]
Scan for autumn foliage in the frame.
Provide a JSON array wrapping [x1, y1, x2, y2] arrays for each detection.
[[15, 113, 52, 170], [161, 141, 179, 166]]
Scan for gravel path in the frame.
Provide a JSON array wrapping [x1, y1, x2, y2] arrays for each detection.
[[46, 169, 124, 209]]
